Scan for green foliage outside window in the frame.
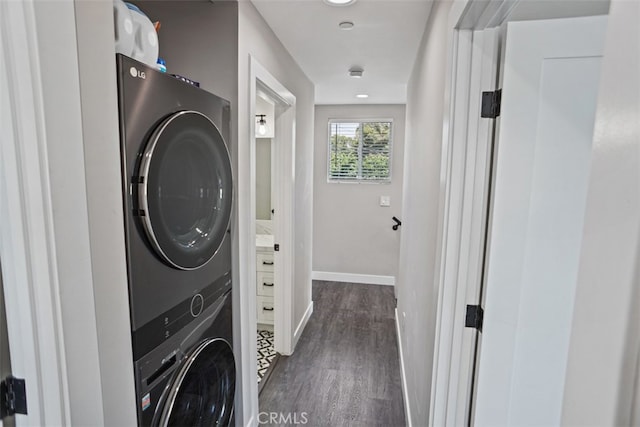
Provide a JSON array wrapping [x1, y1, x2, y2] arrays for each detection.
[[329, 121, 391, 182]]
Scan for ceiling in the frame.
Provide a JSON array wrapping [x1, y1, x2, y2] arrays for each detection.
[[251, 0, 434, 105]]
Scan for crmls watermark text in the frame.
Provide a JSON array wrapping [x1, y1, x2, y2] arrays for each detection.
[[258, 412, 309, 425]]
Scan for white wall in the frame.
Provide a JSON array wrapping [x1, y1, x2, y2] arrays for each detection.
[[0, 0, 136, 424], [561, 0, 640, 424], [396, 1, 453, 425], [313, 104, 405, 281], [238, 2, 315, 424], [73, 1, 137, 424], [34, 3, 106, 423], [239, 0, 314, 335], [256, 138, 272, 220]]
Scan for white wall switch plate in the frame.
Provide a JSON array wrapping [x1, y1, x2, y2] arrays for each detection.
[[380, 196, 391, 207]]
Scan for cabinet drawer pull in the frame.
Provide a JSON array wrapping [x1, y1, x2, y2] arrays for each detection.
[[262, 261, 274, 266], [263, 282, 274, 287], [263, 307, 274, 311]]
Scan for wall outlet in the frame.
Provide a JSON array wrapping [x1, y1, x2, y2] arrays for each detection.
[[380, 195, 391, 207]]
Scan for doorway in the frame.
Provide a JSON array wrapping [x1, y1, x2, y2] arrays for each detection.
[[247, 56, 297, 407], [255, 89, 277, 390], [430, 1, 611, 425]]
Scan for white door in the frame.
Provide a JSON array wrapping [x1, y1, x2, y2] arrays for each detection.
[[473, 15, 608, 426]]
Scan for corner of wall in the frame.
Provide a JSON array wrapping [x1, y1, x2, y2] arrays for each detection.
[[73, 0, 137, 425], [396, 0, 456, 425]]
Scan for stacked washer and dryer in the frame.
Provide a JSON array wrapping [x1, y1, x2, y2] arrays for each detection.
[[116, 54, 236, 426]]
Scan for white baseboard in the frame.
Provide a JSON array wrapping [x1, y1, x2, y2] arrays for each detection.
[[293, 300, 313, 350], [395, 308, 412, 427], [312, 271, 395, 286]]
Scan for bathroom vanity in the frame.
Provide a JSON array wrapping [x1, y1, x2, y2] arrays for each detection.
[[256, 220, 274, 328]]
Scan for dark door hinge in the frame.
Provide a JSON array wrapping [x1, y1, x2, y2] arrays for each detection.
[[274, 243, 280, 252], [481, 89, 502, 118], [1, 376, 27, 419], [465, 304, 484, 332]]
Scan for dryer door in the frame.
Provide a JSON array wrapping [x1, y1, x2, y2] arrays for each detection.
[[156, 338, 235, 427], [139, 110, 233, 270]]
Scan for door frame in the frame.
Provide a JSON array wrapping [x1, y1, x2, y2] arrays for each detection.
[[250, 57, 296, 355], [430, 24, 501, 427], [429, 3, 509, 425], [431, 1, 614, 425], [244, 54, 296, 403], [0, 0, 73, 424]]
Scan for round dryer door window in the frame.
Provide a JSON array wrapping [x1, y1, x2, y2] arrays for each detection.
[[139, 111, 233, 270], [157, 338, 235, 427]]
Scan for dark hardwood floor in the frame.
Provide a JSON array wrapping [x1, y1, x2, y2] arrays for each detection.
[[259, 281, 406, 426]]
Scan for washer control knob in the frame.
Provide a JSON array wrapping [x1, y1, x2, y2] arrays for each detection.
[[190, 293, 204, 317]]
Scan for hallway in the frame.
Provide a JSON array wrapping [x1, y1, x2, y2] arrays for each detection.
[[259, 281, 405, 426]]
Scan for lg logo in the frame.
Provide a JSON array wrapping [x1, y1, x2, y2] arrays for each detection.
[[129, 66, 146, 79]]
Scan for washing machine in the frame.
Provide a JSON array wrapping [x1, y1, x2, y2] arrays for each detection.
[[134, 290, 234, 426], [116, 54, 235, 426]]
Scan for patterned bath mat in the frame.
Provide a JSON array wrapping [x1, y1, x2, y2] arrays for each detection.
[[257, 329, 276, 382]]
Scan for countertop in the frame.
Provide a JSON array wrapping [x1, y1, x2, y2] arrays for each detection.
[[256, 234, 274, 251]]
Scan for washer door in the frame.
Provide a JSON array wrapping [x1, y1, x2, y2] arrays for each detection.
[[139, 111, 233, 270], [157, 338, 235, 427]]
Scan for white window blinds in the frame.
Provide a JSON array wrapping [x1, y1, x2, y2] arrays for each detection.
[[328, 120, 392, 182]]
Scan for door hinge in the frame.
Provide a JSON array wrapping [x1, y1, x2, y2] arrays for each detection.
[[274, 243, 279, 252], [481, 89, 502, 118], [465, 304, 484, 332], [1, 376, 27, 419]]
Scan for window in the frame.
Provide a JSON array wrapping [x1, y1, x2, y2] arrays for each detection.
[[328, 120, 392, 182]]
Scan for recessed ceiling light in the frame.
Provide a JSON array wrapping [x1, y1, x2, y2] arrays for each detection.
[[339, 21, 355, 30], [356, 94, 369, 99], [349, 67, 364, 78], [323, 0, 357, 6]]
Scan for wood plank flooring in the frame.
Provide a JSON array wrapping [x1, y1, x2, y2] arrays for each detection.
[[259, 281, 406, 426]]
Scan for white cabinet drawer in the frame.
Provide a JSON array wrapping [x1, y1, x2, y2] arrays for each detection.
[[257, 272, 275, 297], [257, 252, 274, 272], [257, 295, 274, 324]]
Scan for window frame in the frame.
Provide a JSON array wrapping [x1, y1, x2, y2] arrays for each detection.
[[326, 118, 394, 184]]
